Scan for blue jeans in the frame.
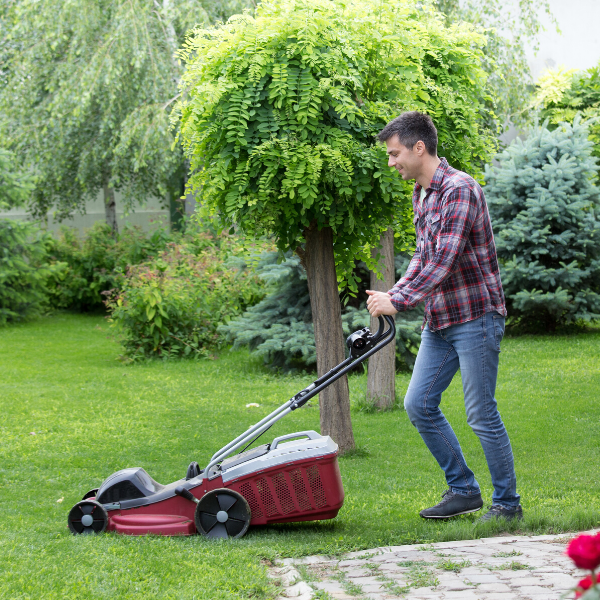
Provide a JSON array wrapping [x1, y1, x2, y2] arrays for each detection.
[[404, 312, 520, 508]]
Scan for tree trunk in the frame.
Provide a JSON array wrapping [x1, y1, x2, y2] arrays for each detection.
[[103, 183, 118, 236], [367, 228, 396, 409], [301, 224, 355, 453]]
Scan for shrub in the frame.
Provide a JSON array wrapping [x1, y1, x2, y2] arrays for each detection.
[[46, 222, 172, 311], [220, 253, 422, 371], [535, 64, 600, 158], [485, 117, 600, 331], [0, 219, 55, 325], [105, 232, 271, 360]]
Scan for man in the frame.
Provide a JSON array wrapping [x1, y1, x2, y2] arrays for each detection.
[[366, 111, 522, 522]]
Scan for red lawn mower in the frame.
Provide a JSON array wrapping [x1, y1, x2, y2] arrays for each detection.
[[68, 314, 396, 539]]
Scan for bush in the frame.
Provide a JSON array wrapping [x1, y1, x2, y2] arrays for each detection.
[[105, 231, 271, 360], [535, 64, 600, 158], [485, 117, 600, 330], [46, 222, 172, 311], [0, 219, 55, 325], [220, 253, 422, 371]]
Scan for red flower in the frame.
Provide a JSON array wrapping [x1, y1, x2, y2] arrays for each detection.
[[567, 534, 600, 570], [575, 575, 594, 599]]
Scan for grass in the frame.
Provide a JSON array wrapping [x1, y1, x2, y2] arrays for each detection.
[[0, 313, 599, 599]]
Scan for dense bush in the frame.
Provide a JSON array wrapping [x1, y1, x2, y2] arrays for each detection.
[[535, 64, 600, 158], [220, 253, 422, 371], [0, 220, 54, 325], [485, 118, 600, 330], [46, 222, 172, 311], [105, 232, 271, 360]]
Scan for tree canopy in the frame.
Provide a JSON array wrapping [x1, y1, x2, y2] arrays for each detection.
[[178, 0, 496, 288], [0, 0, 252, 228]]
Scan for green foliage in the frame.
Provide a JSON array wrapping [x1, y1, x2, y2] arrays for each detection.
[[178, 0, 496, 289], [0, 220, 54, 325], [46, 222, 172, 312], [535, 64, 600, 158], [105, 232, 270, 360], [485, 118, 600, 330], [437, 0, 555, 129], [0, 0, 253, 223], [0, 147, 34, 210], [220, 253, 422, 370]]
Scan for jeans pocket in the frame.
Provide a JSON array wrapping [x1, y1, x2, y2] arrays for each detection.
[[492, 315, 505, 351]]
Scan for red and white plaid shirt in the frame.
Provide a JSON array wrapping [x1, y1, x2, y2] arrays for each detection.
[[388, 158, 507, 331]]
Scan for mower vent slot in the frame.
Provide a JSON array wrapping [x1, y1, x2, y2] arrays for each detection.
[[272, 472, 295, 514], [306, 465, 327, 508], [239, 482, 262, 519], [289, 469, 312, 511], [255, 477, 278, 517]]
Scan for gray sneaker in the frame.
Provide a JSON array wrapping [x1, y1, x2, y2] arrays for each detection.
[[478, 504, 523, 523], [420, 489, 483, 519]]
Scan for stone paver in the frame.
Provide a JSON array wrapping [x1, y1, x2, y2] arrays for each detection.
[[269, 529, 598, 599]]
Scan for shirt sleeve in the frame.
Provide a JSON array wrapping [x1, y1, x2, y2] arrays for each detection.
[[388, 186, 478, 312], [387, 246, 421, 301]]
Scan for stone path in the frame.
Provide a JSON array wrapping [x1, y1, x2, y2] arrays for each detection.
[[269, 530, 597, 600]]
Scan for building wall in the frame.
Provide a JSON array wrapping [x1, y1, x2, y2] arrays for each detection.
[[526, 0, 600, 80], [0, 190, 170, 235]]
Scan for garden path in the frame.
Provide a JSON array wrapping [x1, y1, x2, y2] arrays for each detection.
[[270, 530, 598, 600]]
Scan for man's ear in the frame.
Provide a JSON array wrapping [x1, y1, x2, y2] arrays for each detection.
[[415, 140, 426, 156]]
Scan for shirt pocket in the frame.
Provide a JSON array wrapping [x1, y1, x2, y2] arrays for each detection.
[[425, 212, 441, 243]]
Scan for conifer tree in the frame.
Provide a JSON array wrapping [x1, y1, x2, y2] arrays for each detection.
[[485, 117, 600, 331]]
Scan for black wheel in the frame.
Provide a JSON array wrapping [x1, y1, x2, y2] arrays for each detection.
[[68, 500, 108, 535], [195, 488, 250, 539], [82, 488, 99, 500]]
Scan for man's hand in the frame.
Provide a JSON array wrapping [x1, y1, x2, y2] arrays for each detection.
[[366, 290, 398, 318]]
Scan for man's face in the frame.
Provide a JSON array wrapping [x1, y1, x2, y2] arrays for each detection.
[[385, 135, 422, 181]]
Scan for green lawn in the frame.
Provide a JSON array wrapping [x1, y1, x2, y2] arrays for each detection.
[[0, 314, 599, 599]]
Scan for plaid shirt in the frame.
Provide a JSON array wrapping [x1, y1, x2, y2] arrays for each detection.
[[388, 158, 507, 331]]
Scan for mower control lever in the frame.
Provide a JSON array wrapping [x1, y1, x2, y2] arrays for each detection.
[[175, 486, 199, 504]]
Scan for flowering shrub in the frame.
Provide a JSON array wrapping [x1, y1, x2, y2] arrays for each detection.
[[566, 532, 600, 599], [46, 222, 172, 311], [105, 232, 271, 360]]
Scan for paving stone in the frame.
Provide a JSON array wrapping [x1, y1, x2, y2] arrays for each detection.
[[463, 573, 503, 584], [478, 594, 520, 600], [442, 590, 481, 599], [340, 567, 370, 578], [516, 585, 556, 596], [281, 581, 314, 598], [477, 582, 513, 593]]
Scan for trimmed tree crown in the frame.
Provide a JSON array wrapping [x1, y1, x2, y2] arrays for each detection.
[[177, 0, 496, 286]]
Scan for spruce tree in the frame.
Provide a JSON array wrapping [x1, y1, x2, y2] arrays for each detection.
[[485, 117, 600, 330], [220, 253, 422, 371]]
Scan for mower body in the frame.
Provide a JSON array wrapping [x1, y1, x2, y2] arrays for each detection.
[[87, 431, 343, 536]]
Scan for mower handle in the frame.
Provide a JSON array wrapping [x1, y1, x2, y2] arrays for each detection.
[[204, 314, 396, 474]]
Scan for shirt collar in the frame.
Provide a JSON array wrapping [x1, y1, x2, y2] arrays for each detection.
[[428, 157, 448, 191]]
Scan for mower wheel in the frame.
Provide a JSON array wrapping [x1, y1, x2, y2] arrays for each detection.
[[195, 488, 250, 539], [68, 500, 108, 535], [82, 488, 99, 500]]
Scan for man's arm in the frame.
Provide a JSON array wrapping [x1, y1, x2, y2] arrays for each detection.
[[366, 245, 421, 317], [386, 186, 478, 313]]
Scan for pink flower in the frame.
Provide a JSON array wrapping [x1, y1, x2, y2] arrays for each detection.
[[575, 575, 593, 599], [567, 534, 600, 571]]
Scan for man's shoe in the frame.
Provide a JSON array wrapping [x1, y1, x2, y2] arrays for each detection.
[[419, 489, 483, 519], [478, 504, 523, 523]]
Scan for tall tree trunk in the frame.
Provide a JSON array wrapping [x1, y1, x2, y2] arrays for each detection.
[[367, 228, 396, 409], [301, 224, 355, 453], [103, 182, 118, 236]]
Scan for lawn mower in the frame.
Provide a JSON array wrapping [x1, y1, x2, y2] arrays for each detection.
[[67, 314, 396, 539]]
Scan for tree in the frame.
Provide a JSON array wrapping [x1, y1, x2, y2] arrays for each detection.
[[366, 229, 396, 409], [0, 147, 34, 210], [437, 0, 556, 130], [177, 0, 496, 451], [0, 0, 252, 233], [534, 63, 600, 159], [485, 117, 600, 331]]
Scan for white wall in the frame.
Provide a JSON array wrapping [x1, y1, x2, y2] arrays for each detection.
[[526, 0, 600, 80], [0, 190, 169, 235]]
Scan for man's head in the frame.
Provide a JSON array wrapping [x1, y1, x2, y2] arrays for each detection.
[[377, 111, 438, 181]]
